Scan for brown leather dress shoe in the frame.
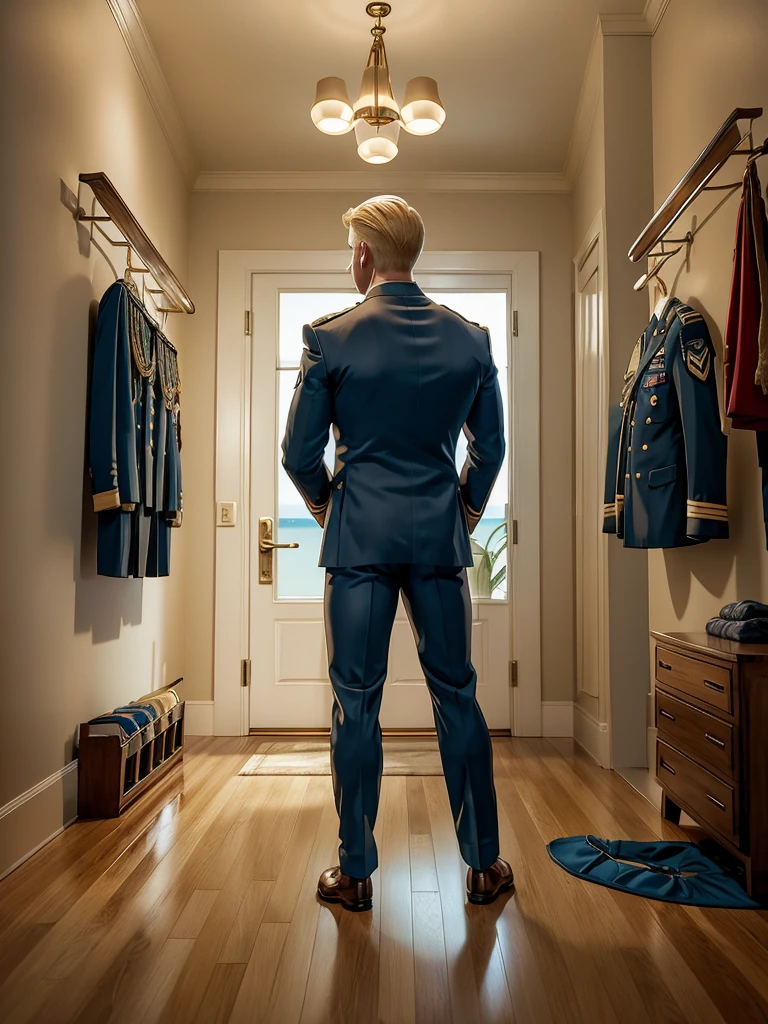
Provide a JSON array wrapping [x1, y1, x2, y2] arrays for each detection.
[[466, 857, 515, 905], [317, 866, 374, 912]]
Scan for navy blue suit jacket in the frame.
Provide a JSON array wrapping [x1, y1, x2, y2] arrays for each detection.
[[281, 280, 505, 567]]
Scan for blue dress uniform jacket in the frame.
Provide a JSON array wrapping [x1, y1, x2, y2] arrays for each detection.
[[604, 298, 728, 547], [89, 280, 182, 577], [281, 280, 505, 567]]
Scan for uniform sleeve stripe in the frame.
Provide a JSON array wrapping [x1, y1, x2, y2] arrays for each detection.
[[687, 510, 728, 521], [687, 500, 728, 511], [93, 488, 121, 512]]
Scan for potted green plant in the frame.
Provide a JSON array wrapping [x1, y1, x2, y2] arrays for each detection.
[[467, 522, 507, 598]]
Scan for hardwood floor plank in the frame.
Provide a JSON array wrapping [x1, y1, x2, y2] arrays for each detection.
[[227, 923, 289, 1024], [253, 777, 310, 881], [217, 880, 273, 964], [169, 889, 220, 939], [406, 778, 439, 892], [264, 793, 340, 1024], [412, 891, 451, 1024], [192, 963, 247, 1024], [261, 777, 328, 925], [154, 782, 289, 1024], [423, 775, 513, 1024], [377, 777, 416, 1024]]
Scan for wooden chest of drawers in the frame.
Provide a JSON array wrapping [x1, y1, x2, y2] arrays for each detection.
[[651, 631, 768, 899]]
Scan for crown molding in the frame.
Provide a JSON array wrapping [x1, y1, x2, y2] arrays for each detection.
[[106, 0, 198, 188], [193, 170, 570, 194], [598, 12, 652, 35], [643, 0, 672, 34]]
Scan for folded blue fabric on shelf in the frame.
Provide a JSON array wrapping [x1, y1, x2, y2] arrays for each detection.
[[706, 616, 768, 642], [86, 712, 145, 742], [547, 835, 759, 908], [719, 599, 768, 621]]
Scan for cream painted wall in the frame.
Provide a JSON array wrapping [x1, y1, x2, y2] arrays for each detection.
[[185, 190, 574, 704], [648, 0, 768, 636], [570, 30, 654, 766], [0, 0, 189, 844]]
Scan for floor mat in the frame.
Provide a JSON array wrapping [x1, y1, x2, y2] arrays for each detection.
[[239, 739, 444, 776]]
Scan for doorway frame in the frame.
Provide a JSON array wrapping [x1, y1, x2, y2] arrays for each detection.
[[572, 211, 612, 766], [213, 250, 541, 737]]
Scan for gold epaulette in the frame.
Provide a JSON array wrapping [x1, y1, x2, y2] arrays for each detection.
[[311, 304, 359, 328], [440, 304, 488, 333]]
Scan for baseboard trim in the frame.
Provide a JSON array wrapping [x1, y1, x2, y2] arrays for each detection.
[[540, 701, 574, 737], [185, 700, 215, 736], [0, 761, 78, 880], [573, 703, 611, 766]]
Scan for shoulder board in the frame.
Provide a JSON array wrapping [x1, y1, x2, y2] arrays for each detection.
[[440, 304, 488, 333], [675, 303, 705, 327], [310, 304, 359, 328]]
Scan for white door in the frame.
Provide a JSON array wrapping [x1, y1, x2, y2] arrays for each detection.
[[574, 241, 606, 711], [249, 272, 512, 730]]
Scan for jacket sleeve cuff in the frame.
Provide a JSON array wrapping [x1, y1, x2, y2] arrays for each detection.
[[687, 500, 728, 539], [603, 502, 617, 534], [93, 488, 121, 512]]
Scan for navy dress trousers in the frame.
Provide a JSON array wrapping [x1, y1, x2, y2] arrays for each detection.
[[281, 280, 506, 878]]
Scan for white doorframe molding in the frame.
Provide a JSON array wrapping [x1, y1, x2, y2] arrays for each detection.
[[214, 250, 541, 737], [572, 210, 612, 766]]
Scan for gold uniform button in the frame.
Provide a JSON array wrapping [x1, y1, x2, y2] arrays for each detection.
[[636, 473, 641, 479], [631, 420, 635, 427], [628, 446, 632, 452], [646, 417, 652, 424], [642, 444, 648, 451], [650, 395, 659, 406]]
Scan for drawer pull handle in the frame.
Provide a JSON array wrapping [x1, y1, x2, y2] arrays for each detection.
[[658, 660, 672, 671], [704, 732, 726, 749], [659, 709, 676, 721], [706, 793, 726, 811], [659, 758, 676, 775], [704, 679, 725, 693]]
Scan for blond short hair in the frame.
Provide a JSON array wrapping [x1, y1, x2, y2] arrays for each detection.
[[342, 195, 425, 273]]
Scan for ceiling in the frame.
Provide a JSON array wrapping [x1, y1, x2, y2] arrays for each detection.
[[135, 0, 648, 175]]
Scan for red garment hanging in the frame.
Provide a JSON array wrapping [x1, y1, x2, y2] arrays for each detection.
[[724, 162, 768, 428]]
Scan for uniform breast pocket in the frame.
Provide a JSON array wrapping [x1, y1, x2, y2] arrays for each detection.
[[648, 464, 677, 488]]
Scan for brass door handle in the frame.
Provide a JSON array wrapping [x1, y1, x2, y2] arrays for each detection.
[[258, 516, 298, 584], [259, 538, 299, 551]]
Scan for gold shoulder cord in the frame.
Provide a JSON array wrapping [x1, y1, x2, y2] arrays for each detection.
[[128, 293, 156, 380]]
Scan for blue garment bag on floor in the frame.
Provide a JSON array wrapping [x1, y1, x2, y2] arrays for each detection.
[[547, 835, 760, 909]]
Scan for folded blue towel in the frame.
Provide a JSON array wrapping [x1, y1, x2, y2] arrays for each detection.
[[719, 600, 768, 621], [706, 616, 768, 642]]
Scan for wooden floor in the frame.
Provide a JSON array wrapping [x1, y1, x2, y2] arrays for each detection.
[[1, 737, 767, 1024]]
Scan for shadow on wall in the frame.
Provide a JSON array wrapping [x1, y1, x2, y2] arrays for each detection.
[[72, 295, 144, 642]]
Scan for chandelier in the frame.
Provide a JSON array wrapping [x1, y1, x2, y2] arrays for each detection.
[[310, 2, 446, 165]]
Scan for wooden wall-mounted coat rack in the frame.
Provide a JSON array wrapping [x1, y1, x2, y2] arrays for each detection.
[[629, 108, 768, 293], [76, 172, 195, 315]]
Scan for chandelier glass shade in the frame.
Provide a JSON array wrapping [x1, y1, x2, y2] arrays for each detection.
[[309, 3, 445, 164], [310, 77, 355, 135]]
